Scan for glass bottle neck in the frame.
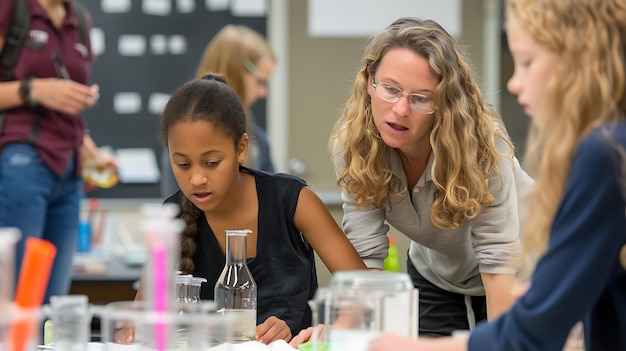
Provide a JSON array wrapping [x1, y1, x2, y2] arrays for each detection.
[[225, 233, 248, 265]]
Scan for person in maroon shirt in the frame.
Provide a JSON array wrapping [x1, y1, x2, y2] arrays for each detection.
[[0, 0, 112, 303]]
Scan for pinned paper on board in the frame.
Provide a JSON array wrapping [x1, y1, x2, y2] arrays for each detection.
[[150, 35, 168, 55], [231, 0, 266, 17], [206, 0, 229, 11], [142, 0, 172, 16], [90, 28, 106, 56], [118, 35, 147, 56], [168, 35, 187, 55], [176, 0, 196, 13], [148, 93, 171, 115], [101, 0, 131, 13], [115, 148, 161, 184], [113, 92, 142, 114]]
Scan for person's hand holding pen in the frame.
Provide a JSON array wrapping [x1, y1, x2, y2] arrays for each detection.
[[24, 52, 100, 115]]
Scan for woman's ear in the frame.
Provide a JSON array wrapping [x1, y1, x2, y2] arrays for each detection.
[[237, 133, 249, 163]]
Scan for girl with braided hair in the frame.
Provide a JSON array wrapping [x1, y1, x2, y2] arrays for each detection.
[[137, 74, 366, 345]]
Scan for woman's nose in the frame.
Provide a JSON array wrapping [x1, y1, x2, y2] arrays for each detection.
[[391, 94, 412, 116]]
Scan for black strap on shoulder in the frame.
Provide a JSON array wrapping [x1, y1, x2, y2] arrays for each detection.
[[0, 0, 28, 134], [1, 0, 29, 82]]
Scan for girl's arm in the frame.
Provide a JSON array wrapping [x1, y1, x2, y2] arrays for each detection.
[[294, 186, 367, 272]]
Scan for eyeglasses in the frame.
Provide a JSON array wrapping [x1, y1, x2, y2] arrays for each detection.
[[371, 78, 436, 114], [244, 60, 268, 87]]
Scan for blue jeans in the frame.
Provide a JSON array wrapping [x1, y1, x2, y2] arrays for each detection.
[[0, 143, 81, 303]]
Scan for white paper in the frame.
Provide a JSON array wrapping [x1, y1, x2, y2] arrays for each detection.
[[150, 34, 168, 55], [142, 0, 172, 16], [118, 35, 147, 56], [308, 0, 461, 38], [90, 28, 106, 56], [168, 35, 187, 55], [231, 0, 266, 17], [115, 148, 161, 183], [113, 92, 142, 114], [206, 0, 229, 11], [101, 0, 131, 13], [148, 93, 171, 115], [77, 340, 297, 351], [176, 0, 196, 13]]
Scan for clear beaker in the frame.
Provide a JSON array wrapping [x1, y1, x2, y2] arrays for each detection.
[[308, 271, 419, 351], [0, 228, 20, 311], [42, 295, 91, 351], [329, 270, 419, 339], [309, 287, 383, 351], [0, 305, 42, 351], [99, 300, 145, 351]]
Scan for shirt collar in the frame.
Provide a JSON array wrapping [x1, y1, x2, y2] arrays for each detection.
[[29, 0, 80, 30], [389, 148, 435, 188]]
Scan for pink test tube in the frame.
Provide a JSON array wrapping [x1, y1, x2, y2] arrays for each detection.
[[141, 204, 183, 351]]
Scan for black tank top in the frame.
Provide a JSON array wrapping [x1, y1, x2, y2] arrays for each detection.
[[165, 167, 318, 336]]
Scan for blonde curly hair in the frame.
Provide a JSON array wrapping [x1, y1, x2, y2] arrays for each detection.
[[329, 17, 513, 230]]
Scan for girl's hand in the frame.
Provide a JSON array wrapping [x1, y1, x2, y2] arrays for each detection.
[[289, 326, 314, 347], [113, 325, 135, 344], [256, 316, 292, 344]]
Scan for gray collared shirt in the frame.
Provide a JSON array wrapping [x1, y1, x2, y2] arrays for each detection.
[[336, 137, 532, 295]]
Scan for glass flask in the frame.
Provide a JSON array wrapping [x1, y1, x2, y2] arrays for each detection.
[[214, 229, 257, 342], [188, 277, 207, 304], [174, 274, 192, 306]]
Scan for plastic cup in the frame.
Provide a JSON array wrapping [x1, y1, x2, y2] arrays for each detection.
[[0, 228, 20, 310], [0, 306, 42, 351], [45, 295, 90, 351], [99, 301, 145, 351], [308, 271, 419, 351]]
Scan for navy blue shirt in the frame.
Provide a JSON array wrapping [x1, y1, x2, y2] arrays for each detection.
[[469, 123, 626, 350], [165, 167, 318, 337]]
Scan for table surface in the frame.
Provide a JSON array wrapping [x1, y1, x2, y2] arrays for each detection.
[[72, 252, 143, 282], [54, 340, 298, 351]]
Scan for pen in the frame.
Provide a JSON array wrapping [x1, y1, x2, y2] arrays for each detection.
[[51, 52, 70, 80]]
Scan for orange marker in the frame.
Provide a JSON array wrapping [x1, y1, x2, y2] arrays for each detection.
[[10, 238, 57, 351]]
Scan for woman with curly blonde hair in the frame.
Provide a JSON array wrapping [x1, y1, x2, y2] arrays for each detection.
[[369, 0, 626, 350], [329, 17, 530, 337]]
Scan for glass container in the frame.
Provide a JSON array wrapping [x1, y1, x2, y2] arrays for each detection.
[[188, 277, 207, 304], [214, 229, 257, 342]]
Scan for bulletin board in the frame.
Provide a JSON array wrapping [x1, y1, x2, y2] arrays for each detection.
[[82, 0, 268, 199]]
